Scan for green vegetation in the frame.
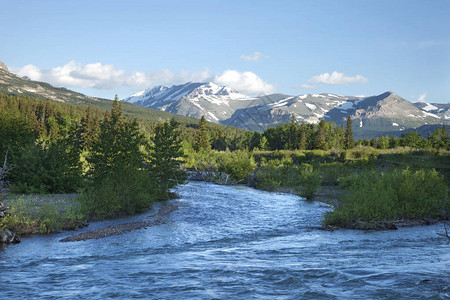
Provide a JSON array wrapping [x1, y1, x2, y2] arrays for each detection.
[[148, 119, 186, 199], [323, 168, 449, 229], [0, 90, 448, 234], [2, 195, 85, 234], [0, 93, 187, 232]]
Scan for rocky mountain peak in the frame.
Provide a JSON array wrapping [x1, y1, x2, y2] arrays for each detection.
[[0, 61, 8, 72]]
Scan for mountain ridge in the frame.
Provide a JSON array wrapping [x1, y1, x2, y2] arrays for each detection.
[[124, 83, 449, 138]]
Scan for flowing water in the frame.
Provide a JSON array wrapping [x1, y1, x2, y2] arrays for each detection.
[[1, 181, 449, 299]]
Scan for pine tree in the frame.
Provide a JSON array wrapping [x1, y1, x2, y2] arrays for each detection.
[[79, 105, 100, 151], [314, 120, 327, 150], [194, 115, 210, 151], [86, 97, 152, 216], [344, 116, 354, 149], [148, 119, 186, 199], [299, 130, 307, 150]]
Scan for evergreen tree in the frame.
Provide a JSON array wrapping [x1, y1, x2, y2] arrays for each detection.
[[314, 120, 327, 150], [79, 105, 100, 151], [299, 130, 307, 150], [85, 96, 154, 217], [344, 116, 354, 149], [194, 115, 211, 151], [148, 119, 186, 199]]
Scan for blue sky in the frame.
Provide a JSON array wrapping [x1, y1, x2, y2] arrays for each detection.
[[1, 0, 449, 103]]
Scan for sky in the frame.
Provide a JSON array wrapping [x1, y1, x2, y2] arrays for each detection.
[[1, 0, 449, 103]]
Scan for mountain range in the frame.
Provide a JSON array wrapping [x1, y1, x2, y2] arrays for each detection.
[[123, 82, 449, 138], [1, 59, 448, 139]]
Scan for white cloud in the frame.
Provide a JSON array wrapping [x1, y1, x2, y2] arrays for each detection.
[[417, 93, 427, 102], [240, 52, 269, 61], [308, 71, 368, 85], [13, 64, 43, 81], [213, 70, 275, 95], [12, 61, 211, 89], [298, 83, 316, 89], [11, 61, 275, 96]]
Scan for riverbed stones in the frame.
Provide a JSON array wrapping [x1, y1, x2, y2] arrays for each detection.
[[60, 203, 179, 242]]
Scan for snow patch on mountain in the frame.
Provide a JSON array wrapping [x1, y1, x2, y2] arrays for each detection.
[[422, 103, 438, 111], [305, 103, 317, 110]]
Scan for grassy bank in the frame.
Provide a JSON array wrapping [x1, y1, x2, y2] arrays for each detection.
[[2, 194, 86, 234]]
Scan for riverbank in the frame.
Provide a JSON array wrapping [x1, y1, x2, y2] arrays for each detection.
[[1, 194, 87, 235], [60, 203, 178, 242], [187, 149, 449, 230]]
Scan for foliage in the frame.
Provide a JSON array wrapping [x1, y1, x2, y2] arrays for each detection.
[[323, 168, 449, 227], [1, 196, 86, 234], [194, 115, 211, 152], [298, 164, 322, 200], [0, 110, 35, 161], [83, 96, 157, 218], [10, 130, 82, 194], [148, 119, 186, 199], [218, 150, 257, 182], [344, 116, 354, 149]]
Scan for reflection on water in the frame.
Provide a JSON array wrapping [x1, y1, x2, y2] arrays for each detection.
[[1, 181, 449, 299]]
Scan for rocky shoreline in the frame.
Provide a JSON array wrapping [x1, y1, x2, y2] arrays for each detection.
[[60, 203, 178, 242]]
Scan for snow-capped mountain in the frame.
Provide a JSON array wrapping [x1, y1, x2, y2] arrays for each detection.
[[323, 91, 446, 137], [123, 82, 255, 122], [124, 82, 448, 138], [414, 102, 450, 121]]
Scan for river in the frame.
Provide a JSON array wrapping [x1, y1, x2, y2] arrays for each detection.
[[1, 181, 449, 299]]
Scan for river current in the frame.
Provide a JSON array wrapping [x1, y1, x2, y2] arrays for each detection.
[[1, 181, 449, 299]]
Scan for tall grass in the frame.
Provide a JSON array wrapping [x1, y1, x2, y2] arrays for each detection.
[[2, 196, 86, 234]]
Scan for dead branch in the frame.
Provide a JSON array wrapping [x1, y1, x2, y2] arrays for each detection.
[[436, 223, 450, 239]]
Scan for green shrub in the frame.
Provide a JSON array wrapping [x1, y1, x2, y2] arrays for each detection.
[[80, 169, 157, 219], [219, 150, 256, 182], [298, 164, 321, 201], [324, 168, 449, 227], [254, 165, 283, 191]]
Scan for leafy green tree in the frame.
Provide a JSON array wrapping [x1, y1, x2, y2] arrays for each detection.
[[400, 131, 425, 148], [194, 115, 211, 152], [259, 136, 269, 150], [377, 135, 389, 149], [148, 119, 186, 199]]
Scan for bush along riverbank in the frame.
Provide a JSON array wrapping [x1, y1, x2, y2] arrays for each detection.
[[186, 148, 449, 230]]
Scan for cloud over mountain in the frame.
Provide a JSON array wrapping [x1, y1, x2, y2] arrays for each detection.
[[308, 71, 368, 85], [12, 61, 274, 96], [214, 70, 275, 95]]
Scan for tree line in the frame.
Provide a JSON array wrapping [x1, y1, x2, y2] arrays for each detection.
[[0, 93, 184, 217]]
